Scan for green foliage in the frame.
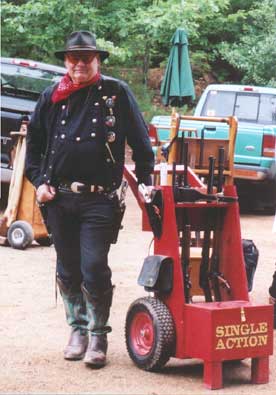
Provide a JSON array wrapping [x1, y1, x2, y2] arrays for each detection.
[[2, 0, 276, 90], [218, 0, 276, 86], [1, 0, 128, 63]]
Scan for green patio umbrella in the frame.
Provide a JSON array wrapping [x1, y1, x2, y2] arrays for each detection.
[[160, 28, 195, 107]]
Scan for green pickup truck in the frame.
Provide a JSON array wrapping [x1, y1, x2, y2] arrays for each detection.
[[150, 84, 276, 212]]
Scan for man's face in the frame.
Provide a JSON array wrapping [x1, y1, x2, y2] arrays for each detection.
[[64, 51, 99, 84]]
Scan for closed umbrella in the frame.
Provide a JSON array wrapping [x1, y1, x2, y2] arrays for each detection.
[[160, 28, 195, 107]]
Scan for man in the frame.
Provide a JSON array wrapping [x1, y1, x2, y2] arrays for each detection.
[[25, 31, 154, 368]]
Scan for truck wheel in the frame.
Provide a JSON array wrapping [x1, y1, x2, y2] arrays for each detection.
[[36, 235, 53, 247], [7, 220, 34, 249], [125, 297, 175, 371]]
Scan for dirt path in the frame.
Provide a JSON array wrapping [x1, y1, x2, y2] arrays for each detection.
[[0, 192, 275, 394]]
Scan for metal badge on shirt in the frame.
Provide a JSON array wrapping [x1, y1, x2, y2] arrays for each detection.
[[102, 95, 117, 163]]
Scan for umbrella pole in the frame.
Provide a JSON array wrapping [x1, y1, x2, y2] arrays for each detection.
[[168, 107, 180, 164], [164, 108, 180, 185]]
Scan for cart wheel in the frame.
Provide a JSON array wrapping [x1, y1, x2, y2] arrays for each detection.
[[7, 220, 34, 250], [36, 235, 53, 247], [125, 296, 175, 371]]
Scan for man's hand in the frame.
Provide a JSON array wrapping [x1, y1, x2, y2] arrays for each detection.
[[36, 184, 56, 203]]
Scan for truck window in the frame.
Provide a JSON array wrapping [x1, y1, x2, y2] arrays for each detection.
[[258, 94, 276, 125], [234, 93, 259, 122], [201, 91, 235, 117], [201, 90, 276, 125]]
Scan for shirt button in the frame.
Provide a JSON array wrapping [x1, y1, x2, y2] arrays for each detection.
[[91, 132, 96, 138], [54, 135, 58, 139], [98, 86, 102, 90], [49, 165, 52, 169], [92, 118, 97, 123], [106, 158, 111, 163], [51, 150, 55, 154], [61, 120, 66, 125], [94, 102, 99, 106], [76, 137, 81, 141], [62, 105, 66, 110], [61, 134, 65, 139]]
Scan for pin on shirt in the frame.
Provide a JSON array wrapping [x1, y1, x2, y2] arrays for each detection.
[[105, 115, 116, 127], [106, 97, 115, 108], [107, 131, 116, 143]]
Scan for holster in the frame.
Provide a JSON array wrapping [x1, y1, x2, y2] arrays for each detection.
[[145, 189, 164, 239], [111, 200, 126, 244]]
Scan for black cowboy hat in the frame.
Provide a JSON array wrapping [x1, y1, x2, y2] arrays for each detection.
[[55, 31, 109, 61]]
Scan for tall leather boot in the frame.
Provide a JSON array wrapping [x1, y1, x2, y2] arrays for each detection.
[[57, 277, 89, 360], [81, 284, 114, 368]]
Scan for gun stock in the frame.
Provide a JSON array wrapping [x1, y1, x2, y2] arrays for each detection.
[[181, 225, 192, 303], [199, 212, 212, 302]]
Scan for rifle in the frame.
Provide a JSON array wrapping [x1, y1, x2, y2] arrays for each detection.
[[209, 209, 231, 300], [174, 151, 237, 203], [181, 224, 192, 303], [199, 157, 217, 302], [207, 155, 230, 300], [207, 156, 216, 194], [174, 188, 237, 203], [199, 210, 213, 302], [217, 147, 225, 193]]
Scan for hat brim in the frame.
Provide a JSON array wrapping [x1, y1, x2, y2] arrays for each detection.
[[55, 48, 109, 61]]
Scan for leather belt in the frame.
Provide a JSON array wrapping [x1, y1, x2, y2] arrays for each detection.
[[58, 181, 105, 194]]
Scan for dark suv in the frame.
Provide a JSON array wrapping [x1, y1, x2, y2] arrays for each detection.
[[1, 57, 66, 191]]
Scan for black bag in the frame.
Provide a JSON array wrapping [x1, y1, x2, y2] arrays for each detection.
[[242, 239, 259, 292]]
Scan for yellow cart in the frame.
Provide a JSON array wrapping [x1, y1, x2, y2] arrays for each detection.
[[0, 122, 51, 249]]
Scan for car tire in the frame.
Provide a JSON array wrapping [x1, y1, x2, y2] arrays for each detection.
[[7, 220, 34, 249]]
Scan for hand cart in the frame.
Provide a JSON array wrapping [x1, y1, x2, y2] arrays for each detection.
[[124, 113, 274, 389], [0, 121, 51, 249]]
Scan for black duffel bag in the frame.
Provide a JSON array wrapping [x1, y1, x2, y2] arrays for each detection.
[[242, 239, 259, 292]]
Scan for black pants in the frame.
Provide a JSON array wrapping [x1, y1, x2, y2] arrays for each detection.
[[46, 192, 117, 295]]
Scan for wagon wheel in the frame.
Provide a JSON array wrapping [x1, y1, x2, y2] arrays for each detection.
[[125, 297, 175, 372], [7, 220, 34, 249]]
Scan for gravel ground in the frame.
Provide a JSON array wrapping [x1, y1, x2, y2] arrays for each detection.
[[0, 191, 275, 395]]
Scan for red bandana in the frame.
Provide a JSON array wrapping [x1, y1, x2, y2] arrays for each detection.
[[51, 72, 101, 103]]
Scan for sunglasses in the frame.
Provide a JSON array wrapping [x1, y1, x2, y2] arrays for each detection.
[[66, 52, 97, 64]]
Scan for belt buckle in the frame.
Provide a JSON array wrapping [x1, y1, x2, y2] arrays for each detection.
[[70, 182, 84, 193]]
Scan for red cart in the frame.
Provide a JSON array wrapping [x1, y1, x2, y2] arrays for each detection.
[[124, 114, 274, 389]]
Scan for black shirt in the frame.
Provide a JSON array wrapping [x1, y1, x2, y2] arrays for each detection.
[[25, 75, 154, 189]]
